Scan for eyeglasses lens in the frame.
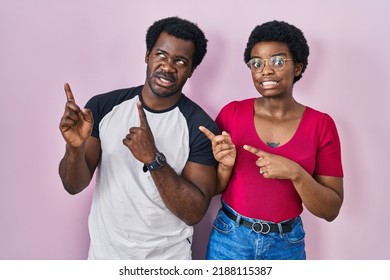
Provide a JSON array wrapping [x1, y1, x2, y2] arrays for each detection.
[[248, 56, 286, 72]]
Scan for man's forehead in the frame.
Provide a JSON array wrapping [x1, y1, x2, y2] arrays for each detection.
[[153, 32, 195, 56]]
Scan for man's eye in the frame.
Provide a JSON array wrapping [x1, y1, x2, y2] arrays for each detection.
[[157, 52, 166, 58], [176, 59, 185, 65]]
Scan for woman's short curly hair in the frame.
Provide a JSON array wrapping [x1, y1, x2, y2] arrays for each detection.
[[146, 16, 208, 70], [244, 20, 310, 83]]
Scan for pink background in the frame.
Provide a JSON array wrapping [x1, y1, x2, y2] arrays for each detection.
[[1, 0, 389, 259]]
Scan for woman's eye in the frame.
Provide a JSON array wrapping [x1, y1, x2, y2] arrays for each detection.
[[251, 60, 262, 68], [272, 57, 284, 66]]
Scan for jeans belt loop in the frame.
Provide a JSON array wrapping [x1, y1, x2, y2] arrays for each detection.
[[235, 214, 241, 226], [277, 223, 284, 235]]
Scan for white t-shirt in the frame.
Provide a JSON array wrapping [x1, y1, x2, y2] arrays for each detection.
[[84, 85, 218, 259]]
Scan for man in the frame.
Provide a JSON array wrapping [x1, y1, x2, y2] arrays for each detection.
[[59, 17, 219, 260]]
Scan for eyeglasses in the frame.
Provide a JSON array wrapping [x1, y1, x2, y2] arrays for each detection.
[[246, 56, 292, 73]]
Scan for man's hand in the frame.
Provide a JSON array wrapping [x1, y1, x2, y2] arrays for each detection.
[[122, 101, 158, 164], [199, 126, 236, 168], [59, 83, 93, 147]]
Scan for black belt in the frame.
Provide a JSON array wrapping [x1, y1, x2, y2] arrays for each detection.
[[222, 205, 296, 234]]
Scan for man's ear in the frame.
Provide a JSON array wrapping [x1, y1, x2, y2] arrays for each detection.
[[145, 51, 150, 63], [188, 67, 196, 78]]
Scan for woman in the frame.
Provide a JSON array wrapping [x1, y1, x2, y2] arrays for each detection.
[[200, 20, 344, 260]]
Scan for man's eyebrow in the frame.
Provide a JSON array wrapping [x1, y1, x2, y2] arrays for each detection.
[[175, 55, 190, 62], [156, 48, 190, 61], [155, 48, 167, 54]]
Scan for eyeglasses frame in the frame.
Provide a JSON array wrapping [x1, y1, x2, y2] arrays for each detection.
[[246, 56, 293, 73]]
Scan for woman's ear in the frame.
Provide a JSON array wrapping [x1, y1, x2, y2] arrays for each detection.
[[295, 62, 303, 77]]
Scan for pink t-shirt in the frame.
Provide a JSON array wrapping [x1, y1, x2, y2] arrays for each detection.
[[217, 99, 343, 223]]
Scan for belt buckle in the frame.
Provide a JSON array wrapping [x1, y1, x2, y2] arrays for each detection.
[[252, 222, 271, 234]]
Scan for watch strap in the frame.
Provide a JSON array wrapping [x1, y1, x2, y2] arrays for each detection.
[[143, 152, 166, 172], [143, 161, 161, 172]]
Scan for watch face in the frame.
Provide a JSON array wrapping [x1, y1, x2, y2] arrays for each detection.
[[156, 152, 166, 165], [144, 152, 166, 172]]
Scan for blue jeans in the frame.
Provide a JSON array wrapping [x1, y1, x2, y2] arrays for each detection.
[[206, 201, 306, 260]]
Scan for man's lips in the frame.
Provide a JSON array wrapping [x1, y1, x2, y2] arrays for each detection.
[[154, 73, 175, 86]]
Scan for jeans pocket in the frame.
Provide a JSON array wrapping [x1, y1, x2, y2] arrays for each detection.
[[213, 209, 235, 234], [285, 217, 305, 244]]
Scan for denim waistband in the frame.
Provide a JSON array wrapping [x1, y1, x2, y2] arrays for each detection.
[[221, 200, 297, 234]]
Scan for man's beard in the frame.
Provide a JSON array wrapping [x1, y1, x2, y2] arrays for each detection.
[[148, 78, 180, 98], [146, 68, 185, 98]]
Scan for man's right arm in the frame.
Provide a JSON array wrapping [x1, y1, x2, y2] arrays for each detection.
[[59, 83, 101, 194], [59, 137, 101, 194]]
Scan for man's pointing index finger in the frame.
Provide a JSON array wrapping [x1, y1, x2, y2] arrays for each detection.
[[136, 101, 149, 128], [64, 83, 75, 102]]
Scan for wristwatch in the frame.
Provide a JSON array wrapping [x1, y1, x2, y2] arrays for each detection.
[[143, 152, 167, 172]]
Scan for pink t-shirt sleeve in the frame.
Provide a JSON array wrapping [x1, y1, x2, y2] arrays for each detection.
[[215, 101, 236, 132], [314, 114, 344, 177]]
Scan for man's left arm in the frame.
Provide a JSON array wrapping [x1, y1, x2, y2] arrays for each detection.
[[149, 161, 216, 225], [122, 101, 217, 225]]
